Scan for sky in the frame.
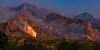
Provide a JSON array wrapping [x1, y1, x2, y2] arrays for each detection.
[[0, 0, 100, 18]]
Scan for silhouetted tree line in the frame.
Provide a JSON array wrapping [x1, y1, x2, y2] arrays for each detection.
[[0, 31, 100, 50], [58, 40, 100, 50], [0, 31, 8, 50]]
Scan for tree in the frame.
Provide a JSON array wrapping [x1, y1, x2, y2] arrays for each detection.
[[0, 31, 8, 49], [20, 43, 47, 50], [72, 41, 94, 50], [94, 42, 100, 50], [58, 40, 73, 50]]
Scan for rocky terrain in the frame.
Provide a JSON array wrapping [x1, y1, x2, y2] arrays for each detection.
[[74, 12, 100, 30], [38, 12, 100, 41], [0, 3, 100, 42], [0, 13, 57, 43], [1, 2, 100, 50]]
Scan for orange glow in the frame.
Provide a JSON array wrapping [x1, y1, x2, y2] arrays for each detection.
[[24, 25, 36, 37], [87, 36, 93, 41]]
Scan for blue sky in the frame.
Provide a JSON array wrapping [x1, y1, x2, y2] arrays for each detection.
[[0, 0, 100, 18]]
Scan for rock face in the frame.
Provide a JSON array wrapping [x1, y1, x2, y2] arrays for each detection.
[[0, 13, 57, 43], [39, 12, 100, 41], [74, 12, 100, 30], [74, 12, 96, 21]]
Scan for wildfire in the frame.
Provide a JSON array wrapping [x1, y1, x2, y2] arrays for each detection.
[[24, 25, 36, 37]]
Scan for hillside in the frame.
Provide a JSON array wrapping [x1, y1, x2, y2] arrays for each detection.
[[38, 12, 100, 41], [0, 13, 57, 43]]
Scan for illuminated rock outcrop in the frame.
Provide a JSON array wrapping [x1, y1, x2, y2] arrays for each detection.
[[4, 13, 56, 43], [24, 25, 36, 37]]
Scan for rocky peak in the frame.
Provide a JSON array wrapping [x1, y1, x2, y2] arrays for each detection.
[[83, 12, 90, 15], [48, 12, 61, 17], [44, 12, 91, 25], [74, 12, 100, 30], [74, 12, 95, 21], [20, 2, 36, 8], [83, 12, 93, 17], [44, 12, 66, 22], [14, 3, 37, 11], [16, 12, 31, 21]]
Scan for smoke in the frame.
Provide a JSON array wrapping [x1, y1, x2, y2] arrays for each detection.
[[0, 5, 17, 22]]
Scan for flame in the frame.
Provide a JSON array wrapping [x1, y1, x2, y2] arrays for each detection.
[[24, 25, 36, 37]]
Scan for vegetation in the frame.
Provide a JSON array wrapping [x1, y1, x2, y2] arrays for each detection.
[[0, 31, 100, 50], [0, 31, 8, 49], [4, 43, 47, 50], [57, 40, 100, 50], [58, 40, 73, 50]]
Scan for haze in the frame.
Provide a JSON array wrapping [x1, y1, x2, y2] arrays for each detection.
[[0, 0, 100, 18]]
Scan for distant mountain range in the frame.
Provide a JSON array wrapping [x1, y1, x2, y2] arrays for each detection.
[[0, 3, 100, 42], [0, 3, 52, 22], [74, 12, 100, 30]]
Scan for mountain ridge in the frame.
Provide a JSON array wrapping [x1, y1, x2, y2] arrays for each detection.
[[0, 2, 52, 22], [38, 12, 100, 41], [0, 13, 57, 43], [74, 12, 100, 30]]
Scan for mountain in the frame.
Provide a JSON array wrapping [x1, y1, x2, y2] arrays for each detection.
[[0, 13, 57, 43], [74, 12, 100, 30], [0, 3, 52, 23], [1, 3, 100, 41], [13, 2, 37, 11], [74, 12, 96, 21], [38, 12, 100, 41], [12, 3, 52, 18], [12, 3, 38, 16]]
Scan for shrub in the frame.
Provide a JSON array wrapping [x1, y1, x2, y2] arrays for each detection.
[[58, 40, 73, 50]]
